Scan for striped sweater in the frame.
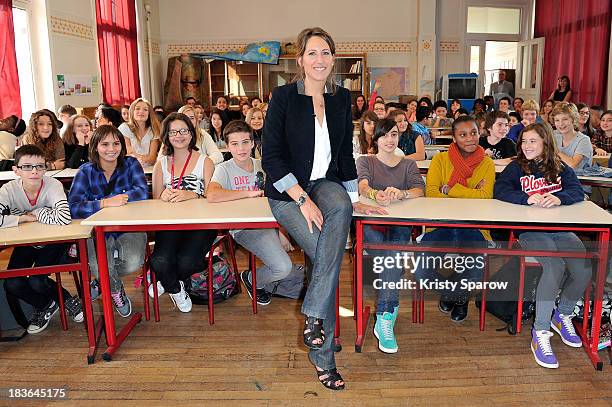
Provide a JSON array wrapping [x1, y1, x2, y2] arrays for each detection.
[[0, 176, 71, 228]]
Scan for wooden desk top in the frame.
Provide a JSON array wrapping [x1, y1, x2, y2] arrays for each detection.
[[0, 220, 92, 246], [354, 196, 612, 227], [81, 197, 276, 226]]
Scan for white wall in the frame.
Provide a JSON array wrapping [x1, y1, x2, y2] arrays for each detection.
[[157, 0, 419, 95], [45, 0, 101, 110]]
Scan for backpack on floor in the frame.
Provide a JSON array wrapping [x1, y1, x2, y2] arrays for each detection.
[[187, 254, 239, 305], [475, 256, 542, 335]]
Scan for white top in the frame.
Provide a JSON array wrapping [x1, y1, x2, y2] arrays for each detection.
[[0, 131, 16, 160], [197, 129, 224, 165], [310, 113, 332, 181], [160, 154, 206, 196], [118, 123, 158, 156]]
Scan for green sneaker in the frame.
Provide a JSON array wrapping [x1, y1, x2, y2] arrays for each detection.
[[391, 305, 399, 323], [373, 312, 398, 353]]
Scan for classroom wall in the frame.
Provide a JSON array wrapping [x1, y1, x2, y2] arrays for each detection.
[[157, 0, 420, 96], [44, 0, 101, 111]]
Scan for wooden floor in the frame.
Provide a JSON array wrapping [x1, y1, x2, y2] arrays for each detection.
[[0, 249, 611, 406]]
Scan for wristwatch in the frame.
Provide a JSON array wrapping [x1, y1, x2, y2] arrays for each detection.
[[296, 191, 308, 207]]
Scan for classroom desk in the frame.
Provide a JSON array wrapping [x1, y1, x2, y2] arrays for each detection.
[[52, 166, 155, 180], [593, 154, 610, 167], [80, 197, 279, 361], [352, 197, 612, 370], [0, 221, 97, 363]]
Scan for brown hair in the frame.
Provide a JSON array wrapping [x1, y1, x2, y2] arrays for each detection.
[[516, 122, 562, 183], [484, 110, 510, 131], [358, 110, 379, 154], [371, 118, 399, 155], [126, 98, 161, 141], [294, 27, 336, 93], [63, 114, 91, 145], [14, 144, 45, 165], [88, 125, 127, 169], [24, 110, 63, 163], [160, 113, 198, 156], [551, 102, 579, 128], [387, 109, 412, 134], [223, 120, 253, 143]]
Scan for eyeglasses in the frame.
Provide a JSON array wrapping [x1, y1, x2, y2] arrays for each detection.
[[17, 164, 46, 172], [168, 128, 191, 137], [579, 111, 590, 116]]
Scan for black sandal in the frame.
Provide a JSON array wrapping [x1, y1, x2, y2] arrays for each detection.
[[316, 367, 345, 391], [303, 316, 325, 349]]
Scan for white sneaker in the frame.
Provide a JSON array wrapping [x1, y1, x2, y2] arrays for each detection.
[[148, 280, 165, 298], [169, 281, 192, 313]]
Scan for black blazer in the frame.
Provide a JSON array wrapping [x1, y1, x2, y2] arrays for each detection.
[[262, 81, 357, 202]]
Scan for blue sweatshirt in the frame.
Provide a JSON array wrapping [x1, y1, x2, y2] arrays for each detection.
[[494, 160, 584, 205]]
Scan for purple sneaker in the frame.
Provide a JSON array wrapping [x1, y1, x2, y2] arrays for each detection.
[[531, 328, 559, 369], [551, 310, 582, 348]]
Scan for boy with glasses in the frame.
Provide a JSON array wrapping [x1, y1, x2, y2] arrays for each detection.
[[1, 145, 83, 334]]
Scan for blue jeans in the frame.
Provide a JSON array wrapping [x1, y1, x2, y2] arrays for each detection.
[[268, 179, 353, 370], [518, 232, 591, 331], [412, 228, 487, 301], [363, 225, 412, 314], [232, 228, 293, 288]]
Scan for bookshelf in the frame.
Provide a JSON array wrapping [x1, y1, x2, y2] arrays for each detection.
[[206, 54, 367, 108], [207, 60, 262, 107]]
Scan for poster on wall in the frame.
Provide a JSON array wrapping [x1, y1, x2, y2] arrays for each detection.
[[57, 74, 96, 96], [369, 68, 410, 102]]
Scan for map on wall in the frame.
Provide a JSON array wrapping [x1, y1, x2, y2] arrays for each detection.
[[369, 68, 410, 102]]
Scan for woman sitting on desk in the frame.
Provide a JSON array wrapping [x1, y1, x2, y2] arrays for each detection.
[[262, 27, 384, 391], [494, 123, 588, 369], [356, 118, 424, 354], [413, 115, 495, 322]]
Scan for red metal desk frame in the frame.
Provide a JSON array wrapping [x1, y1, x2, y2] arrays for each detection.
[[354, 218, 610, 371]]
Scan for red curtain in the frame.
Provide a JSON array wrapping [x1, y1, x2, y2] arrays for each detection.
[[535, 0, 611, 106], [95, 0, 141, 105], [0, 0, 21, 118]]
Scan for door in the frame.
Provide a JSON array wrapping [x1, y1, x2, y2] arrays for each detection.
[[515, 38, 545, 104], [465, 41, 486, 98]]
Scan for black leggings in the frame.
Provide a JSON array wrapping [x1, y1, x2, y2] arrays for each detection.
[[4, 244, 71, 310], [150, 230, 217, 294]]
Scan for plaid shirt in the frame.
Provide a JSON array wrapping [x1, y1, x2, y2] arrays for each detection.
[[68, 156, 148, 219], [592, 129, 612, 154]]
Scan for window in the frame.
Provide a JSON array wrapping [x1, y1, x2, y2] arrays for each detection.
[[95, 0, 140, 104], [12, 6, 35, 120], [467, 7, 521, 35]]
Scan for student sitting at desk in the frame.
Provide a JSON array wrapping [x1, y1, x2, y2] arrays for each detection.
[[592, 110, 612, 155], [356, 118, 425, 354], [22, 110, 65, 170], [0, 115, 26, 161], [149, 113, 217, 313], [431, 100, 453, 128], [411, 106, 433, 145], [388, 110, 425, 160], [352, 110, 378, 158], [63, 114, 92, 169], [494, 123, 589, 369], [552, 103, 592, 194], [207, 120, 304, 305], [507, 100, 540, 143], [1, 145, 83, 334], [118, 98, 161, 167], [479, 111, 516, 165], [414, 115, 495, 322], [68, 125, 148, 318], [177, 105, 223, 164]]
